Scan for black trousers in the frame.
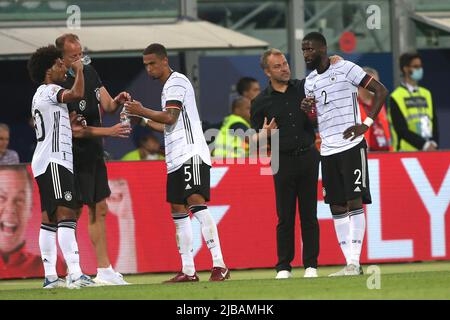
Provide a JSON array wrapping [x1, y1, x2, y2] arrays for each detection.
[[273, 147, 320, 271]]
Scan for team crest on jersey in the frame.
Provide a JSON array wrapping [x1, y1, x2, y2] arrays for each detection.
[[95, 88, 101, 102], [329, 73, 337, 83], [79, 100, 86, 111], [64, 191, 72, 201]]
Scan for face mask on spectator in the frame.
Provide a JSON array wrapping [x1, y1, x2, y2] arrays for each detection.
[[410, 68, 423, 81]]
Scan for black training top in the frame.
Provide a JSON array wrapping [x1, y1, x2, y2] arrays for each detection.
[[59, 64, 104, 163], [251, 79, 315, 153]]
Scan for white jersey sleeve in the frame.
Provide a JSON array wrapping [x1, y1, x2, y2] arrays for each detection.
[[165, 77, 188, 106], [46, 84, 64, 105], [343, 61, 367, 87]]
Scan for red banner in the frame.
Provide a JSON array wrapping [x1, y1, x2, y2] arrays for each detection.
[[0, 151, 449, 279]]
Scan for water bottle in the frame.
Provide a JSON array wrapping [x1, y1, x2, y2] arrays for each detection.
[[68, 55, 91, 77], [305, 90, 317, 122], [120, 108, 130, 127], [80, 55, 91, 65]]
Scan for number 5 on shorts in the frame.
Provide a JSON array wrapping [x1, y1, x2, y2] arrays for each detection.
[[184, 166, 192, 182]]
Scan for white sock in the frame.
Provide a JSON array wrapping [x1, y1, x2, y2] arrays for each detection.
[[39, 224, 58, 279], [332, 212, 351, 266], [191, 205, 226, 268], [172, 213, 195, 276], [349, 208, 366, 267], [57, 220, 82, 279]]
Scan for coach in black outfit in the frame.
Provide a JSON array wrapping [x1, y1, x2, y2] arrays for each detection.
[[251, 48, 320, 279], [56, 33, 130, 285]]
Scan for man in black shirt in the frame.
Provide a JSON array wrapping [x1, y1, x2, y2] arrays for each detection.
[[56, 33, 131, 285], [251, 48, 320, 279]]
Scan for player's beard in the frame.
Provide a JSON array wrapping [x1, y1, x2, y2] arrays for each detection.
[[306, 55, 321, 70]]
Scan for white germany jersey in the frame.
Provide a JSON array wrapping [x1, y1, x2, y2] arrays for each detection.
[[305, 60, 367, 156], [162, 71, 211, 173], [31, 84, 73, 177]]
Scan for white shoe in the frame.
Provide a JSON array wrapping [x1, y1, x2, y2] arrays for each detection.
[[275, 270, 292, 279], [304, 267, 318, 278], [94, 271, 130, 286], [328, 266, 347, 277], [329, 264, 363, 277], [344, 264, 363, 276], [67, 274, 97, 289], [43, 277, 66, 289]]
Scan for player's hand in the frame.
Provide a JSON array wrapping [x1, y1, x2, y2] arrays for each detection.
[[114, 91, 131, 105], [69, 111, 87, 132], [71, 59, 83, 73], [424, 142, 438, 151], [300, 97, 317, 114], [124, 100, 144, 117], [109, 122, 131, 138], [329, 55, 343, 65], [106, 179, 134, 220], [343, 124, 368, 141]]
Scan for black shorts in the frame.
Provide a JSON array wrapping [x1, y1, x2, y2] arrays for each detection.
[[321, 140, 372, 205], [35, 163, 81, 217], [74, 157, 111, 205], [166, 155, 211, 205]]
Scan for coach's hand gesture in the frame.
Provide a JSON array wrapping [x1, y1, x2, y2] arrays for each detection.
[[343, 124, 369, 141], [263, 117, 277, 133]]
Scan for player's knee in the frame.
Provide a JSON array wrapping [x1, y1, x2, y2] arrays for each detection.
[[171, 203, 187, 214], [74, 208, 82, 221], [347, 197, 363, 211], [330, 203, 347, 215], [186, 193, 206, 206]]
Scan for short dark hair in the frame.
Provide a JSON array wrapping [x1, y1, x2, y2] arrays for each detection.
[[236, 77, 258, 96], [231, 96, 249, 113], [27, 45, 62, 84], [399, 52, 421, 73], [143, 43, 167, 58], [303, 32, 327, 47]]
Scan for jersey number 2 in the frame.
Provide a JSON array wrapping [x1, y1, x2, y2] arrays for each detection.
[[321, 90, 329, 105]]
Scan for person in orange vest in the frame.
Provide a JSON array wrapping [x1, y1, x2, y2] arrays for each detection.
[[358, 67, 393, 151]]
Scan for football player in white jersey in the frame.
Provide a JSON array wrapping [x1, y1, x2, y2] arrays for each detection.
[[300, 32, 388, 276], [28, 45, 98, 289], [125, 43, 229, 282]]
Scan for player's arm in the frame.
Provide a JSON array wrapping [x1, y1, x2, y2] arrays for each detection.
[[124, 100, 181, 126], [343, 75, 388, 140], [360, 75, 389, 122], [141, 118, 165, 132], [76, 124, 130, 138], [70, 112, 130, 138], [58, 60, 84, 103], [99, 87, 131, 113]]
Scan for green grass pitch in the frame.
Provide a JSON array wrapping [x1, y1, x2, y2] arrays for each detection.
[[0, 261, 449, 300]]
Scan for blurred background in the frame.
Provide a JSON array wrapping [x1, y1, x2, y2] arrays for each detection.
[[0, 0, 449, 161]]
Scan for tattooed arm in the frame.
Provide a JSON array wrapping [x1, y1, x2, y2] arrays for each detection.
[[124, 100, 181, 126]]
